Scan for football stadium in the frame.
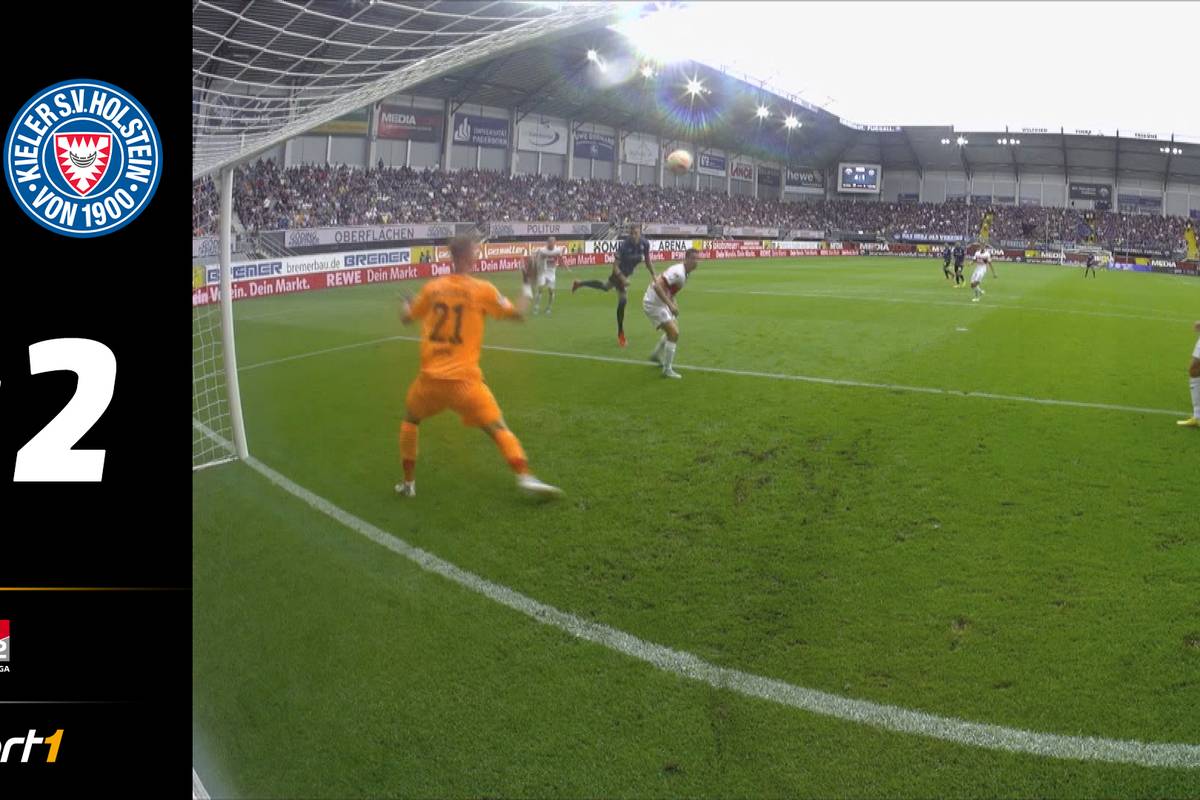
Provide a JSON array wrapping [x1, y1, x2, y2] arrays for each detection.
[[192, 2, 1200, 797]]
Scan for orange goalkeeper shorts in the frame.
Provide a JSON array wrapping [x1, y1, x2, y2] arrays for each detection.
[[404, 374, 503, 428]]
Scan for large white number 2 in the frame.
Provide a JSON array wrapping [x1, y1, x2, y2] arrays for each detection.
[[13, 339, 116, 482]]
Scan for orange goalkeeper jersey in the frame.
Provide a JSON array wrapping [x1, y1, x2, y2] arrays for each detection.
[[408, 273, 519, 381]]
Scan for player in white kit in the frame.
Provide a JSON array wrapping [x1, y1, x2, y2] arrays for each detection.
[[970, 246, 997, 302], [643, 248, 699, 379], [530, 236, 565, 316], [1178, 321, 1200, 427]]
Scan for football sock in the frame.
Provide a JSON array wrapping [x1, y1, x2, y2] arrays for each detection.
[[652, 334, 666, 359], [1190, 376, 1200, 417], [973, 286, 981, 299], [662, 341, 677, 371], [493, 429, 528, 474], [617, 297, 627, 333], [399, 421, 419, 481], [577, 280, 607, 291]]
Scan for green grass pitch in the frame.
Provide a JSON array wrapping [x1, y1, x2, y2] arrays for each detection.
[[193, 256, 1199, 798]]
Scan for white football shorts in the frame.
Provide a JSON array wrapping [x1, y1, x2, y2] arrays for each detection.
[[642, 298, 676, 328]]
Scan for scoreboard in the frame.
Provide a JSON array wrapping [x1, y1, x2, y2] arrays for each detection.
[[838, 163, 882, 194]]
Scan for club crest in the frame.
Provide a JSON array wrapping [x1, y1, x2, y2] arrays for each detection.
[[4, 79, 161, 238]]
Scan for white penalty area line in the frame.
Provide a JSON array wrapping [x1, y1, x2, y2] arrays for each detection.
[[192, 767, 211, 800], [693, 288, 1192, 325], [239, 335, 1182, 419], [190, 420, 1199, 769]]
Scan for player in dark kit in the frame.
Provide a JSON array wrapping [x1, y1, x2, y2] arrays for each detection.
[[572, 224, 654, 346], [1084, 253, 1098, 278], [942, 245, 953, 282], [952, 243, 966, 287]]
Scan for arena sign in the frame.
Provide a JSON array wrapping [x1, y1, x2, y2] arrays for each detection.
[[784, 167, 825, 190], [724, 226, 781, 237], [283, 223, 458, 248], [893, 232, 967, 242], [200, 248, 415, 287], [643, 223, 708, 235], [623, 132, 658, 166], [730, 160, 754, 181], [193, 244, 870, 307], [451, 113, 509, 149], [487, 221, 593, 237], [1068, 182, 1112, 204], [516, 117, 568, 155], [756, 166, 781, 187], [697, 151, 726, 177], [377, 107, 442, 142], [192, 234, 252, 258], [573, 130, 614, 162]]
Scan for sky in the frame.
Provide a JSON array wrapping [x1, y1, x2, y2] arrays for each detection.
[[612, 1, 1200, 141]]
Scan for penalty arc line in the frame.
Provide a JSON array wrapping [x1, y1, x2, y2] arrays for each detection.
[[193, 419, 1200, 769], [239, 336, 1183, 418]]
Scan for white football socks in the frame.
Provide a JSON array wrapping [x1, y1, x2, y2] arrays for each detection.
[[652, 334, 667, 359], [1190, 376, 1200, 417], [661, 341, 677, 371]]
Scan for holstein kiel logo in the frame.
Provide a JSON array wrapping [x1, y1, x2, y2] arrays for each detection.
[[4, 79, 161, 237]]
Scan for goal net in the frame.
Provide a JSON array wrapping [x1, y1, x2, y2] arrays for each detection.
[[192, 176, 235, 469], [192, 2, 616, 180], [190, 1, 618, 470]]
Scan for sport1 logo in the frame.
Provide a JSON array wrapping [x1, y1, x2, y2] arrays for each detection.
[[4, 79, 161, 237]]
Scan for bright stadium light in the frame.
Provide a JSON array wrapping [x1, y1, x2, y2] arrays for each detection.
[[640, 64, 655, 78], [784, 114, 799, 129], [686, 77, 704, 97], [756, 105, 770, 119], [586, 49, 598, 62], [956, 136, 969, 146], [940, 138, 951, 145]]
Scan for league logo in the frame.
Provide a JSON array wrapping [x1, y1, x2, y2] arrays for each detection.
[[0, 620, 9, 662], [4, 79, 161, 237]]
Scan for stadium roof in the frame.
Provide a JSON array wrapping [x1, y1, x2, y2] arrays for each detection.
[[193, 2, 1200, 186], [406, 24, 1200, 185], [838, 127, 1200, 185], [403, 25, 850, 166]]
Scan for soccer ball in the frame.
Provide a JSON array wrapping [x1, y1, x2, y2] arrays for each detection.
[[666, 149, 693, 175]]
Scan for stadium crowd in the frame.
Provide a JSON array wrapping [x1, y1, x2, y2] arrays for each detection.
[[193, 161, 1193, 252]]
